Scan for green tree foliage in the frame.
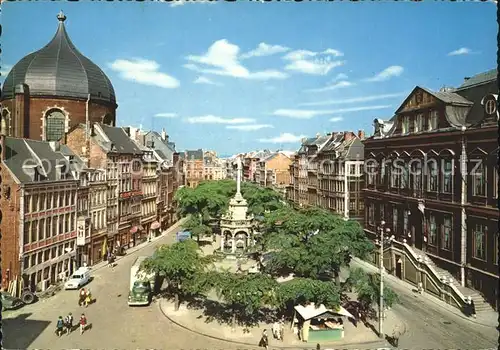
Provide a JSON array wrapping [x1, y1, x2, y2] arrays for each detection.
[[140, 240, 214, 310], [262, 207, 373, 286], [345, 267, 399, 311], [175, 180, 285, 220], [212, 272, 278, 328], [184, 215, 213, 242], [276, 278, 341, 313]]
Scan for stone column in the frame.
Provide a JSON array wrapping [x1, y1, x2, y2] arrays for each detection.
[[231, 237, 236, 253], [221, 235, 225, 252]]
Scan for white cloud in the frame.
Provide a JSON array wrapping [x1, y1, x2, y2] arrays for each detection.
[[170, 0, 216, 7], [1, 64, 12, 77], [300, 92, 406, 107], [272, 105, 392, 119], [258, 133, 306, 144], [240, 43, 290, 59], [365, 66, 404, 82], [154, 113, 178, 118], [226, 124, 274, 131], [305, 80, 354, 93], [330, 117, 343, 122], [194, 76, 222, 86], [283, 48, 345, 75], [186, 115, 255, 124], [185, 39, 288, 80], [109, 59, 180, 88], [447, 47, 472, 56]]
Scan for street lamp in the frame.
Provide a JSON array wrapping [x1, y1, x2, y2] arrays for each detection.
[[377, 220, 393, 339]]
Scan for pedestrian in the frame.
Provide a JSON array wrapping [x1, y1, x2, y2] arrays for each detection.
[[79, 313, 88, 335], [392, 326, 401, 347], [84, 289, 92, 307], [316, 344, 321, 350], [64, 312, 73, 335], [468, 296, 476, 318], [56, 316, 64, 337], [258, 329, 269, 349], [78, 288, 86, 306]]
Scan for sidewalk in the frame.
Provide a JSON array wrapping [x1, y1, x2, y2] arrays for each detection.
[[159, 299, 391, 349], [352, 257, 497, 329], [90, 217, 187, 273]]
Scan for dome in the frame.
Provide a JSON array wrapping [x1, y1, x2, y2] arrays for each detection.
[[2, 11, 116, 104]]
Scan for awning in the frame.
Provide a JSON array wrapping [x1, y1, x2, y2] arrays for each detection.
[[130, 226, 138, 234], [294, 303, 355, 321], [151, 221, 161, 230]]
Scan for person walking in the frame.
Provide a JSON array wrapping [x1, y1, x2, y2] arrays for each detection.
[[468, 296, 476, 318], [79, 313, 88, 335], [78, 288, 86, 307], [64, 312, 73, 335], [258, 329, 269, 350], [84, 289, 92, 307], [56, 316, 64, 337]]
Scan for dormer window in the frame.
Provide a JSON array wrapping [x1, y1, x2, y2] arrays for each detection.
[[428, 111, 438, 131], [401, 116, 410, 135], [414, 114, 423, 133]]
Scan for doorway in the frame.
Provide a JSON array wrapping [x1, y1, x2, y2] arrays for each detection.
[[395, 255, 403, 279]]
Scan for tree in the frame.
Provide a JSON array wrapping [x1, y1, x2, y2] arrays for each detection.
[[276, 278, 341, 315], [241, 183, 285, 216], [175, 183, 228, 222], [184, 215, 213, 243], [262, 207, 373, 287], [140, 240, 214, 311], [344, 267, 399, 314], [212, 272, 278, 328]]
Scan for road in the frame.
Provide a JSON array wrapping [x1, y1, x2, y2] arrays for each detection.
[[3, 227, 498, 350], [350, 260, 498, 350]]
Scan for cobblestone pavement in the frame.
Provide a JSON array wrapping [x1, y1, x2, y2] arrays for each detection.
[[3, 228, 498, 350]]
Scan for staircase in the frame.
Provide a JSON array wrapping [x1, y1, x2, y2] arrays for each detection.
[[411, 247, 496, 315]]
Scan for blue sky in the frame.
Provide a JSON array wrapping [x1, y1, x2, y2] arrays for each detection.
[[2, 2, 496, 156]]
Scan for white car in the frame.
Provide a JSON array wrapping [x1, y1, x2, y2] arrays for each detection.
[[64, 267, 91, 290]]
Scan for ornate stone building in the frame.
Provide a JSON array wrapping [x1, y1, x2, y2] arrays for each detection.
[[1, 11, 117, 142]]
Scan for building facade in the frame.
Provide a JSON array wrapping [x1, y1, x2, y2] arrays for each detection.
[[255, 152, 293, 189], [184, 149, 204, 188], [362, 69, 498, 311]]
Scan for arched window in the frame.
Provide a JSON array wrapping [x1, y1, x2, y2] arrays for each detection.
[[102, 114, 113, 126], [45, 109, 66, 142], [1, 109, 10, 136]]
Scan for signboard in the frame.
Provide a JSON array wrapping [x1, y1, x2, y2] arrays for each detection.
[[176, 231, 192, 242], [77, 217, 86, 246]]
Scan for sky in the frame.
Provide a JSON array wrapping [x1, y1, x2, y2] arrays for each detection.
[[2, 1, 497, 156]]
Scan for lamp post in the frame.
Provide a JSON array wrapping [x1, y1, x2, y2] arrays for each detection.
[[377, 220, 393, 339]]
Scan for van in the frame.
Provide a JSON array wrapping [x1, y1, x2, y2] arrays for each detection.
[[64, 267, 91, 290]]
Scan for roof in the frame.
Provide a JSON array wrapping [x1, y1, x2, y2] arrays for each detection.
[[186, 149, 203, 160], [2, 11, 115, 104], [419, 87, 473, 106], [3, 137, 78, 184], [456, 69, 497, 90], [294, 303, 354, 321], [96, 124, 143, 155]]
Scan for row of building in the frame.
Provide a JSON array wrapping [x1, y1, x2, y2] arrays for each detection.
[[181, 149, 227, 188], [278, 69, 498, 311]]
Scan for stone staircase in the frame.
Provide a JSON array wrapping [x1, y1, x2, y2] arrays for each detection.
[[411, 247, 495, 314]]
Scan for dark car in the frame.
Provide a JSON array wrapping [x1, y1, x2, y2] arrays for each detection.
[[1, 291, 24, 311]]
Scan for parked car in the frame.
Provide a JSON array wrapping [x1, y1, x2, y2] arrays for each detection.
[[1, 291, 24, 311], [64, 267, 91, 290]]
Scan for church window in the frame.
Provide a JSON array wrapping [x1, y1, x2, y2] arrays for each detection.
[[45, 109, 66, 142]]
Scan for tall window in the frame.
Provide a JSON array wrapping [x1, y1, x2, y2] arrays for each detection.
[[400, 164, 409, 189], [403, 210, 409, 234], [473, 224, 487, 260], [402, 116, 410, 135], [429, 215, 437, 245], [391, 164, 401, 188], [442, 159, 453, 193], [45, 109, 66, 142], [368, 204, 374, 225], [379, 204, 385, 222], [442, 215, 452, 250], [414, 114, 424, 132], [427, 160, 438, 192], [392, 207, 398, 234], [472, 161, 486, 196], [411, 162, 422, 192], [428, 111, 438, 131]]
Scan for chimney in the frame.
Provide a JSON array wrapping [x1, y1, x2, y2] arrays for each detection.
[[343, 131, 353, 141], [357, 130, 365, 140], [123, 127, 131, 137], [161, 128, 167, 141]]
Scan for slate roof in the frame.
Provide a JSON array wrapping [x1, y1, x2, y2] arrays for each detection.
[[419, 87, 473, 106], [2, 12, 115, 104], [456, 69, 497, 90], [186, 149, 203, 160], [97, 124, 143, 155], [3, 137, 78, 184]]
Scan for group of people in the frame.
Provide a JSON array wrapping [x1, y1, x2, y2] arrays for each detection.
[[56, 313, 88, 336], [78, 288, 93, 308]]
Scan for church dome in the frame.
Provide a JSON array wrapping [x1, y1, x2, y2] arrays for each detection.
[[2, 11, 116, 105]]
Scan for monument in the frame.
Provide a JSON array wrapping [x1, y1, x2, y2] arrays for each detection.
[[220, 157, 254, 255]]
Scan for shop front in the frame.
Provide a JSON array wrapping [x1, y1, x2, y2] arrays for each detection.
[[91, 235, 107, 265], [151, 221, 161, 238]]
